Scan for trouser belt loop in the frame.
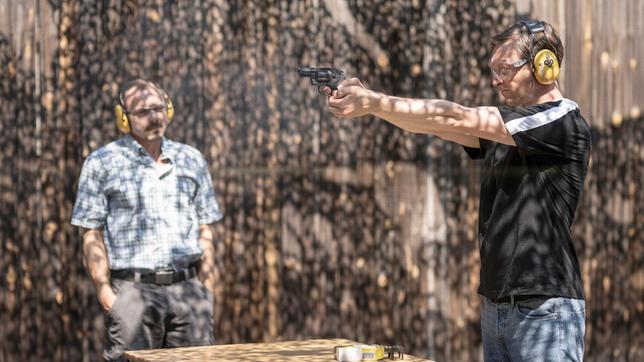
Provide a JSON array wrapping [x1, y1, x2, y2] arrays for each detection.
[[134, 272, 141, 283], [510, 295, 515, 305]]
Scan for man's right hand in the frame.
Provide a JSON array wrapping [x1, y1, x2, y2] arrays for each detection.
[[97, 283, 117, 312], [82, 228, 117, 312]]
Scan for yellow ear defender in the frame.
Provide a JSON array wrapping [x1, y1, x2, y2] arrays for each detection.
[[114, 83, 174, 133], [521, 20, 560, 85], [165, 93, 174, 121], [114, 101, 131, 133]]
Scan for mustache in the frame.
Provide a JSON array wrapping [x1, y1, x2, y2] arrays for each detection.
[[146, 123, 163, 131], [145, 124, 163, 131]]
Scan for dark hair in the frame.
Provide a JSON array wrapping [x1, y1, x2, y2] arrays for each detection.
[[118, 79, 165, 109], [491, 20, 564, 67]]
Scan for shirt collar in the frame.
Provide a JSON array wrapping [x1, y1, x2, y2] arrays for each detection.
[[122, 134, 176, 163]]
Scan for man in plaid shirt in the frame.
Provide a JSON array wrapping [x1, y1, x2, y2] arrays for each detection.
[[71, 79, 223, 361]]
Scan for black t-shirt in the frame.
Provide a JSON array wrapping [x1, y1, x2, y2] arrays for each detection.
[[464, 98, 591, 300]]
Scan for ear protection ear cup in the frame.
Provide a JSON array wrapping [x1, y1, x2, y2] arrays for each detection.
[[532, 48, 560, 85], [164, 93, 174, 123], [114, 103, 131, 133], [114, 83, 174, 133], [521, 20, 560, 85]]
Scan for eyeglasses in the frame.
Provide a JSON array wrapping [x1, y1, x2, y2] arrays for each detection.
[[490, 58, 529, 81], [128, 105, 166, 118]]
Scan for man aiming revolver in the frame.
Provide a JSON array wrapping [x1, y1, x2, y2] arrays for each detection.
[[326, 20, 590, 362]]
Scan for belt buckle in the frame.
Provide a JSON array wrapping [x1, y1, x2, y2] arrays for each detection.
[[155, 270, 174, 285]]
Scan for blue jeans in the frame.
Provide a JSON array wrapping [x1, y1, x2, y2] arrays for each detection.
[[481, 296, 586, 361]]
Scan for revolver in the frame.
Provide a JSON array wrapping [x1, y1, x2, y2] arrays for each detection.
[[298, 67, 345, 94]]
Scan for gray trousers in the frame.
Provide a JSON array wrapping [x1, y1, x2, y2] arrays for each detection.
[[103, 277, 214, 361]]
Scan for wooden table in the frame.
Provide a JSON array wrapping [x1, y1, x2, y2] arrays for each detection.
[[124, 338, 432, 361]]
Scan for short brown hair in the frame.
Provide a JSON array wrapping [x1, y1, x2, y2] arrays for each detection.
[[118, 79, 165, 108], [491, 20, 564, 67]]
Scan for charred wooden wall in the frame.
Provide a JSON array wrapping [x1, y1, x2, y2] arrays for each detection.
[[0, 1, 642, 361]]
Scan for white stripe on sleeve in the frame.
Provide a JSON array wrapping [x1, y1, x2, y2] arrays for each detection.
[[505, 99, 578, 135]]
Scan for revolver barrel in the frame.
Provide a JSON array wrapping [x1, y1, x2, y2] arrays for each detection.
[[297, 67, 316, 77]]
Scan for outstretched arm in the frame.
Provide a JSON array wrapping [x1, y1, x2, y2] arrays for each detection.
[[327, 78, 515, 147]]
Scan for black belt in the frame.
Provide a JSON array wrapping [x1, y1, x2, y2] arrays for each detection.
[[489, 294, 547, 304], [110, 265, 198, 285]]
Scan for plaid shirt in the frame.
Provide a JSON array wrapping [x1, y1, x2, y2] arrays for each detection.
[[71, 135, 223, 270]]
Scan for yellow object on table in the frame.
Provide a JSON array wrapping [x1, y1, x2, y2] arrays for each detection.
[[124, 338, 433, 362]]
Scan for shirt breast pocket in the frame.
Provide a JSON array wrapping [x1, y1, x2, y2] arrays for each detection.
[[176, 174, 200, 208], [106, 176, 140, 211]]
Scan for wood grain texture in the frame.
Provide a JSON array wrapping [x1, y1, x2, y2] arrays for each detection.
[[124, 339, 431, 362]]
